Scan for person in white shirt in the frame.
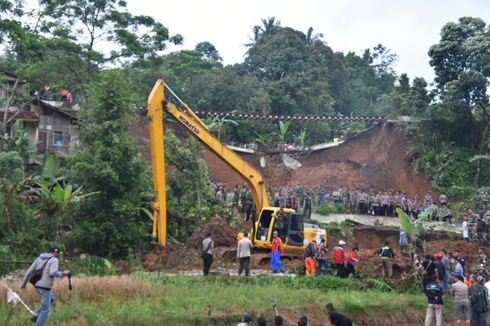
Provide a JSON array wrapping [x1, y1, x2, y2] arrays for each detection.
[[462, 217, 469, 242]]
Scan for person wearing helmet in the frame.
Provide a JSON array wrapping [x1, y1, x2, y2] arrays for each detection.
[[271, 231, 285, 273], [333, 240, 346, 278]]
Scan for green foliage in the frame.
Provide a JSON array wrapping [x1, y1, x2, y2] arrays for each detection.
[[69, 69, 149, 258], [316, 202, 347, 215], [164, 130, 223, 241], [70, 255, 117, 276]]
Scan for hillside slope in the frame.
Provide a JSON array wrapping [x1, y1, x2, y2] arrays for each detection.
[[133, 116, 434, 196]]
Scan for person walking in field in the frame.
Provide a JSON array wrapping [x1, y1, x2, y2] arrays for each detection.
[[304, 240, 316, 276], [237, 231, 253, 276], [271, 231, 285, 273], [450, 275, 470, 326], [424, 280, 444, 326], [202, 232, 214, 276], [378, 241, 395, 278], [21, 245, 70, 326]]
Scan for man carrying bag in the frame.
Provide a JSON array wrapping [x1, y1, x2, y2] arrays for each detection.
[[21, 245, 70, 326]]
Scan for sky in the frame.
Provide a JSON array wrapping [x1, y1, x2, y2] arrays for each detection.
[[127, 0, 490, 84]]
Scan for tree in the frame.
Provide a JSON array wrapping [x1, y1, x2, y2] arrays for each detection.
[[428, 16, 490, 186], [4, 0, 183, 98], [195, 41, 223, 63], [69, 69, 149, 258]]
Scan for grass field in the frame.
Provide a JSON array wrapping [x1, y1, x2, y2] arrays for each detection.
[[0, 274, 451, 325]]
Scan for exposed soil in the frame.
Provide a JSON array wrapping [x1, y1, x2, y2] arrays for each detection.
[[201, 122, 434, 197], [133, 115, 434, 197]]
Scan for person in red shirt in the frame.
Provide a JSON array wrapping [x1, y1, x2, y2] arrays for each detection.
[[333, 240, 346, 278], [271, 231, 285, 273], [346, 246, 359, 278]]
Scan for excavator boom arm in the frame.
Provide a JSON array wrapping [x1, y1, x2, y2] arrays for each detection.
[[147, 80, 270, 248]]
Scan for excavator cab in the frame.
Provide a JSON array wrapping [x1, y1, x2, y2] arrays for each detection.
[[252, 207, 305, 250]]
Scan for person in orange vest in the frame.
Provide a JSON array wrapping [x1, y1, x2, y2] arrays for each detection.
[[333, 240, 347, 278], [271, 231, 285, 273], [304, 240, 316, 276]]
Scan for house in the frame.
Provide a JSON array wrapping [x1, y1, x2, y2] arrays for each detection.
[[1, 100, 79, 156], [1, 69, 79, 156], [29, 99, 79, 155]]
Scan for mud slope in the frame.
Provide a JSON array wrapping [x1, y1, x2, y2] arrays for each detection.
[[133, 115, 434, 196], [204, 122, 434, 196], [286, 122, 434, 196]]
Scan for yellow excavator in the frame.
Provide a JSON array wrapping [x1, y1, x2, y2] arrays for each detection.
[[147, 79, 327, 251]]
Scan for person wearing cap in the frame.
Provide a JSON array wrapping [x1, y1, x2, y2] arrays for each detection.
[[333, 240, 346, 278], [237, 313, 253, 326], [469, 275, 488, 326], [378, 240, 395, 278], [21, 245, 70, 326], [424, 279, 444, 326], [271, 231, 285, 273]]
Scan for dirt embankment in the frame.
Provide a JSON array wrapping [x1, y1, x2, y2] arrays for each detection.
[[202, 122, 434, 197], [133, 115, 434, 197]]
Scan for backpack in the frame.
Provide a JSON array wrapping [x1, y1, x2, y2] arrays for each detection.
[[29, 258, 52, 286]]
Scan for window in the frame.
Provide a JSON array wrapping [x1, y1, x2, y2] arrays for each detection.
[[53, 131, 63, 145]]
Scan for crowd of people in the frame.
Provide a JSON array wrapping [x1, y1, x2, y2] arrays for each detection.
[[419, 248, 490, 326], [236, 303, 352, 326]]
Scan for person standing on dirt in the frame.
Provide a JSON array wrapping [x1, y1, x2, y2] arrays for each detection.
[[454, 250, 467, 277], [202, 232, 214, 276], [304, 240, 317, 276], [378, 241, 395, 278], [303, 193, 312, 219], [333, 240, 347, 278], [237, 231, 253, 276], [450, 275, 471, 326], [316, 238, 329, 275], [233, 185, 240, 208], [441, 249, 451, 291], [271, 231, 285, 273], [434, 253, 446, 289], [424, 280, 444, 326], [346, 246, 359, 278], [325, 303, 353, 326], [399, 230, 409, 253], [420, 254, 438, 289], [476, 214, 487, 246], [469, 275, 488, 326], [21, 245, 70, 326], [462, 217, 469, 242]]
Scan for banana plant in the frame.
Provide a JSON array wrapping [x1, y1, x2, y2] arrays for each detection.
[[295, 129, 307, 149], [30, 182, 97, 216], [277, 120, 291, 144], [30, 153, 97, 216]]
